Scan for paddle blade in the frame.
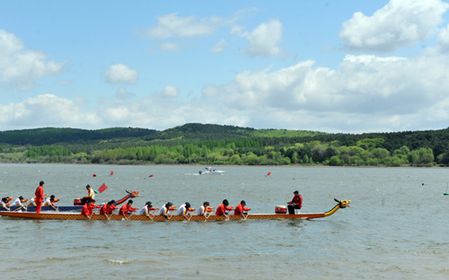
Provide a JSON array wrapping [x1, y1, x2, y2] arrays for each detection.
[[98, 183, 108, 193]]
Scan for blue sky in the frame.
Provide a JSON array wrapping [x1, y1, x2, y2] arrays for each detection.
[[1, 0, 449, 133]]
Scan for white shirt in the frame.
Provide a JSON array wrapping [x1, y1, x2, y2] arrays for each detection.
[[12, 198, 24, 207], [42, 197, 53, 206], [139, 205, 149, 216], [158, 204, 170, 215], [177, 204, 188, 216], [27, 197, 35, 206], [87, 188, 95, 199], [0, 201, 7, 208], [197, 205, 209, 215]]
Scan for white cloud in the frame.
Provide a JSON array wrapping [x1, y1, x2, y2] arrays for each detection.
[[241, 19, 283, 57], [0, 94, 99, 129], [0, 29, 66, 90], [161, 85, 179, 98], [143, 13, 221, 39], [160, 42, 179, 52], [425, 23, 449, 55], [104, 63, 138, 85], [211, 39, 228, 53], [201, 53, 449, 132], [340, 0, 449, 53]]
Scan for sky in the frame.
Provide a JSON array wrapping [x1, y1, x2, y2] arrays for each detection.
[[1, 0, 449, 133]]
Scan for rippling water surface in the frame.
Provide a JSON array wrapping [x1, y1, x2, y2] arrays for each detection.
[[1, 164, 449, 279]]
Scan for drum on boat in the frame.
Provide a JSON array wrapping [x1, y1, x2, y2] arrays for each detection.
[[275, 205, 287, 214]]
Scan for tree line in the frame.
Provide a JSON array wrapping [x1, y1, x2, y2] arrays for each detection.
[[0, 123, 449, 167], [0, 137, 441, 167]]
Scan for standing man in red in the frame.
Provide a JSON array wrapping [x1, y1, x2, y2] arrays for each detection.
[[35, 181, 45, 213], [287, 190, 302, 214]]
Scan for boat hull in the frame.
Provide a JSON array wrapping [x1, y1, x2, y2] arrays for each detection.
[[0, 211, 325, 221]]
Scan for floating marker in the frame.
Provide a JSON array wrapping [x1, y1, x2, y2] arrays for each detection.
[[267, 172, 271, 176], [444, 193, 449, 195], [110, 171, 114, 176], [422, 182, 425, 186], [93, 174, 97, 177], [293, 178, 296, 180], [149, 175, 154, 177]]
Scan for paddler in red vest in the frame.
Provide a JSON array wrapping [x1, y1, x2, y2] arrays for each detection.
[[119, 200, 138, 220], [108, 200, 118, 214], [100, 200, 114, 220], [287, 190, 302, 214], [215, 199, 233, 218], [234, 200, 251, 217], [35, 181, 45, 213], [81, 199, 94, 220]]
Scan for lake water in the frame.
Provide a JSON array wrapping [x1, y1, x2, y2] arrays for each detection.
[[1, 164, 449, 279]]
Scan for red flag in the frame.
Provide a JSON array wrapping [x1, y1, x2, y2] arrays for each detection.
[[98, 183, 108, 193]]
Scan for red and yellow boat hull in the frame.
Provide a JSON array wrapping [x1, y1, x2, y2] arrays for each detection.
[[0, 199, 350, 221]]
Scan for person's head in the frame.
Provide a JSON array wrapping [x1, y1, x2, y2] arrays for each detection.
[[241, 200, 246, 205], [50, 195, 55, 201], [146, 201, 152, 206], [203, 201, 210, 207], [185, 202, 191, 209], [166, 202, 172, 208], [223, 199, 229, 206], [39, 181, 44, 186], [19, 196, 24, 201], [86, 199, 92, 204], [86, 184, 91, 189], [91, 199, 96, 203], [110, 200, 116, 205], [2, 197, 7, 202], [128, 200, 133, 205], [294, 190, 299, 196]]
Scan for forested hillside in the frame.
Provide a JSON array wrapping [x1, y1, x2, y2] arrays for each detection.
[[0, 124, 448, 167]]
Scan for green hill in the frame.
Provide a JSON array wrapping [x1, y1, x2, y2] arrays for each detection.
[[0, 123, 448, 167]]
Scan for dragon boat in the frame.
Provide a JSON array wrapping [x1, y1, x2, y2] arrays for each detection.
[[0, 190, 140, 212], [0, 199, 350, 221]]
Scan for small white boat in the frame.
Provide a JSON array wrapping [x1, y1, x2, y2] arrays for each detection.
[[199, 167, 225, 175]]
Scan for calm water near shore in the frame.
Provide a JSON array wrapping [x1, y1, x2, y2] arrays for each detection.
[[1, 164, 449, 279]]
